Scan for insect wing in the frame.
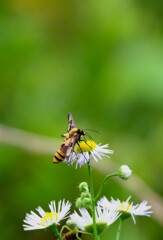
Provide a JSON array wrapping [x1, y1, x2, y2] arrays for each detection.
[[65, 136, 78, 163], [68, 113, 77, 131]]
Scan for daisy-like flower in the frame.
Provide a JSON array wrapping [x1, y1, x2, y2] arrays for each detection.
[[23, 200, 71, 231], [70, 206, 119, 235], [98, 196, 152, 224], [71, 139, 113, 168]]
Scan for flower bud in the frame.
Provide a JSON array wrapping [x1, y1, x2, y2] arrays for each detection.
[[118, 165, 132, 180], [83, 198, 92, 205], [81, 192, 91, 199], [75, 196, 92, 208], [75, 197, 84, 208], [79, 182, 89, 192]]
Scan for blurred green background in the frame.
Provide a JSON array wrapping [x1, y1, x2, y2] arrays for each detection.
[[0, 0, 163, 239]]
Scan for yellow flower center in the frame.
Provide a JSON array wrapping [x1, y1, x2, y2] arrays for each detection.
[[120, 202, 131, 212], [75, 140, 97, 153], [40, 212, 58, 226]]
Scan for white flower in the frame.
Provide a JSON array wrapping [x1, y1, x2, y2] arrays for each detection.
[[71, 140, 113, 168], [23, 200, 71, 230], [98, 196, 152, 224], [70, 206, 119, 234], [118, 165, 132, 180]]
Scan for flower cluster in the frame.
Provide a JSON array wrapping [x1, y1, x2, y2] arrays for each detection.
[[23, 114, 152, 240], [23, 197, 152, 233]]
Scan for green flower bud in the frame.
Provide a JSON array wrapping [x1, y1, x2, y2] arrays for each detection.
[[76, 196, 92, 208], [83, 197, 92, 206], [81, 192, 91, 199], [76, 197, 86, 208], [79, 182, 89, 192]]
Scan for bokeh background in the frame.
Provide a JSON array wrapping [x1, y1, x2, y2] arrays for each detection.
[[0, 0, 163, 239]]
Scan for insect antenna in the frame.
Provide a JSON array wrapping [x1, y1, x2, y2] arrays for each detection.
[[84, 128, 101, 134], [84, 129, 101, 140], [84, 131, 93, 140]]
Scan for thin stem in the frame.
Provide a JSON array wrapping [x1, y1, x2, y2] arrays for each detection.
[[95, 172, 119, 202], [51, 225, 62, 240], [87, 160, 99, 240], [116, 219, 122, 240]]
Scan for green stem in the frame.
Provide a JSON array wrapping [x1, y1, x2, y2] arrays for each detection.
[[87, 160, 99, 240], [95, 172, 119, 202], [116, 219, 122, 240], [51, 225, 62, 240]]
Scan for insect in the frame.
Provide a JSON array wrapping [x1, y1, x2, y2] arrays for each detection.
[[53, 113, 85, 164]]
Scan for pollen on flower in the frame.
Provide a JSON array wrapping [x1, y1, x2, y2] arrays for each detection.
[[120, 202, 131, 212], [75, 140, 97, 153], [40, 212, 58, 226]]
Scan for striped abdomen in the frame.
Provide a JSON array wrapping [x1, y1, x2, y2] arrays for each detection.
[[53, 147, 65, 163]]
